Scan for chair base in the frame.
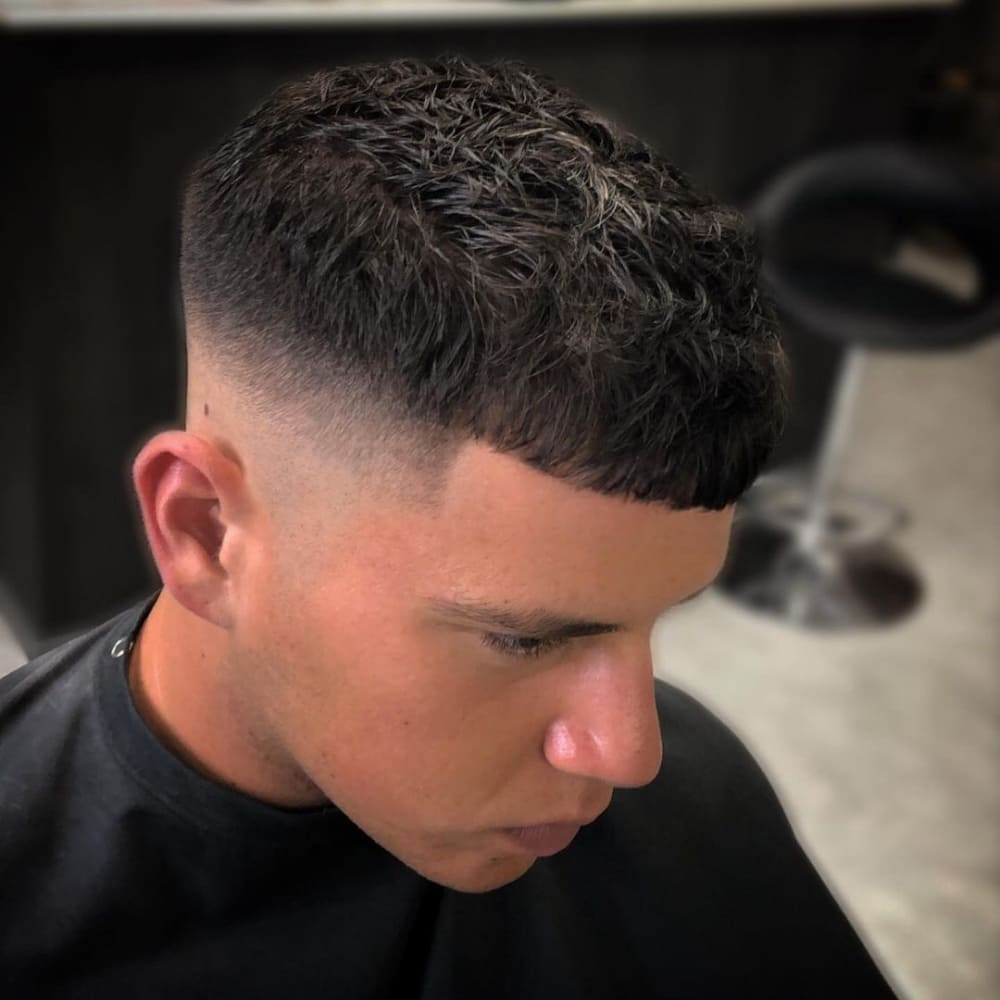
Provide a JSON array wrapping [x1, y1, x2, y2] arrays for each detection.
[[716, 520, 923, 630], [740, 466, 907, 548]]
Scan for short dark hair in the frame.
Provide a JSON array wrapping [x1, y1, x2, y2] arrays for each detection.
[[180, 55, 787, 510]]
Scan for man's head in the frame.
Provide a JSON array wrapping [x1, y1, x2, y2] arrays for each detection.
[[131, 56, 786, 892]]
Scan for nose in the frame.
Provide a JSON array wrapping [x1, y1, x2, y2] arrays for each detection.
[[542, 639, 663, 789]]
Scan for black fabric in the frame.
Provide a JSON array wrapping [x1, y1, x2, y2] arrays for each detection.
[[0, 594, 899, 998]]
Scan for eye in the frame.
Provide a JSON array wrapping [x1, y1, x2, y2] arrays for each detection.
[[479, 632, 568, 659]]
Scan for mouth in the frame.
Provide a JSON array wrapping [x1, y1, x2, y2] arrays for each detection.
[[499, 823, 583, 856]]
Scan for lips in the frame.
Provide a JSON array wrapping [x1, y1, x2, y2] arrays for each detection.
[[500, 823, 582, 857]]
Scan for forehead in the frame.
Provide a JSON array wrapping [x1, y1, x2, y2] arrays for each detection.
[[353, 442, 734, 619]]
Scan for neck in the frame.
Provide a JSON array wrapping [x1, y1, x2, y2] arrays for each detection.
[[128, 590, 327, 808]]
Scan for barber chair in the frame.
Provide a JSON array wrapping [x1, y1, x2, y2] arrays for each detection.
[[716, 143, 1000, 629]]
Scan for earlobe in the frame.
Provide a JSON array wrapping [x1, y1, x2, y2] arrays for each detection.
[[132, 430, 243, 629]]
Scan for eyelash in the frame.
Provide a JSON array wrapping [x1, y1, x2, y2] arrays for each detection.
[[479, 633, 569, 659]]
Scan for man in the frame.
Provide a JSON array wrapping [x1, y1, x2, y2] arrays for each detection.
[[0, 57, 897, 997]]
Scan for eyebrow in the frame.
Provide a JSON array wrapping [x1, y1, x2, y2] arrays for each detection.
[[423, 583, 713, 640]]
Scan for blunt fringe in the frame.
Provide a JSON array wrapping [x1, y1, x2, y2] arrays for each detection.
[[180, 55, 788, 510]]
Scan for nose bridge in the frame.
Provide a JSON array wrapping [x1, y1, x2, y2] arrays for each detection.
[[548, 640, 663, 789]]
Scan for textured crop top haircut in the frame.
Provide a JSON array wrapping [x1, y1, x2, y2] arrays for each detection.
[[180, 55, 788, 510]]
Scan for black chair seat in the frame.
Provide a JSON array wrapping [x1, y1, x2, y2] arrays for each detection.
[[752, 143, 1000, 353], [765, 260, 989, 351]]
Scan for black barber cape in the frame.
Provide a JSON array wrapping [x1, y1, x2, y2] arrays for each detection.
[[1, 593, 898, 998]]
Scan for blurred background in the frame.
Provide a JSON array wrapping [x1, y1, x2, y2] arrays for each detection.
[[1, 1, 997, 997]]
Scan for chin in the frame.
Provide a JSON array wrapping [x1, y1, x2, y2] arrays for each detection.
[[420, 853, 536, 894]]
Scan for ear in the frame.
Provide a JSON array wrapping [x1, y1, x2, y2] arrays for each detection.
[[132, 430, 251, 630]]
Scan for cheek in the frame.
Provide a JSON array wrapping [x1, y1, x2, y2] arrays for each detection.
[[291, 604, 549, 815], [248, 540, 552, 817]]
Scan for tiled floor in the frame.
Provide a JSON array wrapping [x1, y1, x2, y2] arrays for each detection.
[[653, 335, 1000, 1000], [0, 617, 24, 677], [1, 338, 996, 999]]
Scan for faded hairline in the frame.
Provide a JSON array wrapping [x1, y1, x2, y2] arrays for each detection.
[[183, 313, 463, 513]]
